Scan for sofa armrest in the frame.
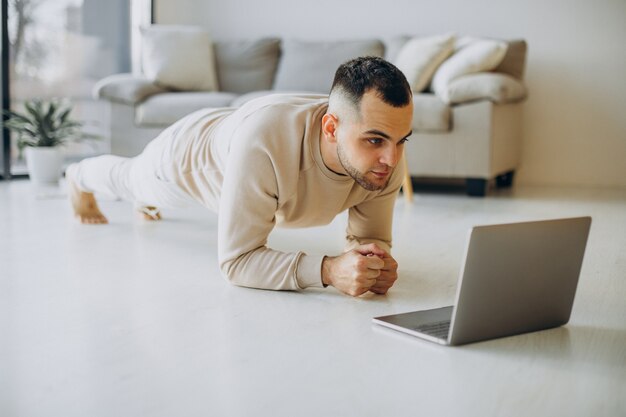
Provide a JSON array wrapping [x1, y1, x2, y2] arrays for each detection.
[[442, 73, 527, 105], [93, 73, 169, 105]]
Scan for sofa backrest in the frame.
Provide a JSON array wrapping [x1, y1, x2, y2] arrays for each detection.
[[213, 38, 281, 94], [383, 36, 527, 81], [494, 40, 527, 80], [211, 37, 527, 95], [272, 39, 385, 94]]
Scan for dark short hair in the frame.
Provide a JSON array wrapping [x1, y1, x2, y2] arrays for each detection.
[[330, 56, 412, 108]]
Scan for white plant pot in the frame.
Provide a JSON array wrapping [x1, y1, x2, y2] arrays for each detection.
[[24, 147, 64, 186]]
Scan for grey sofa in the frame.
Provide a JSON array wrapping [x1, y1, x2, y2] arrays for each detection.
[[94, 36, 527, 196]]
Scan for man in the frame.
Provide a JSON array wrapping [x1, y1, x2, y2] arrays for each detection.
[[67, 56, 414, 297]]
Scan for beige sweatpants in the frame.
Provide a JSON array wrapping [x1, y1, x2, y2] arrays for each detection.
[[66, 123, 195, 209]]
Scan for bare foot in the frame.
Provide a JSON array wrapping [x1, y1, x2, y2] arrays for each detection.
[[67, 175, 108, 225], [137, 206, 162, 221]]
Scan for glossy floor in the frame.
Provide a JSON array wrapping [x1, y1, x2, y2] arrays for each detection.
[[1, 180, 625, 417]]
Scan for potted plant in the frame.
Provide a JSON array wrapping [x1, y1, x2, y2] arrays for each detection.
[[3, 99, 87, 185]]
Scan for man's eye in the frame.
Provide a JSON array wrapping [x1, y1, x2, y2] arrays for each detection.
[[368, 138, 383, 145], [399, 138, 410, 145]]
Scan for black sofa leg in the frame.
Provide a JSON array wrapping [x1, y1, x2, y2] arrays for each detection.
[[496, 170, 515, 188], [466, 178, 488, 197]]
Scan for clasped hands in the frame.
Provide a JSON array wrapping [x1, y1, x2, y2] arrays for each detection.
[[321, 243, 398, 297]]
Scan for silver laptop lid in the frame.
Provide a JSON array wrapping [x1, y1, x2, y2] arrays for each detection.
[[448, 216, 592, 346]]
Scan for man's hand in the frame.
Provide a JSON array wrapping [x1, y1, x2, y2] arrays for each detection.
[[367, 250, 398, 295], [322, 243, 399, 296]]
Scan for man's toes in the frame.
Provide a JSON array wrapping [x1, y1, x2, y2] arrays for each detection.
[[79, 214, 107, 224], [138, 208, 162, 221], [93, 215, 108, 224], [84, 216, 96, 224]]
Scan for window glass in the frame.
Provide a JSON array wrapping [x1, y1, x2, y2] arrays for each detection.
[[8, 0, 131, 174]]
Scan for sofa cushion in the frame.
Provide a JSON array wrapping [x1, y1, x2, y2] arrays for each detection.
[[445, 73, 527, 104], [230, 90, 325, 107], [93, 73, 168, 105], [383, 36, 410, 63], [395, 34, 455, 93], [141, 25, 218, 92], [411, 94, 451, 132], [214, 38, 281, 94], [273, 39, 384, 93], [432, 39, 508, 102], [136, 92, 237, 127], [455, 37, 527, 80]]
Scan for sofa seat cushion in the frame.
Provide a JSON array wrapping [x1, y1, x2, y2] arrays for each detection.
[[273, 39, 384, 93], [136, 92, 238, 127], [214, 38, 281, 94], [93, 73, 168, 105], [230, 90, 326, 107], [412, 94, 451, 132], [235, 92, 450, 132]]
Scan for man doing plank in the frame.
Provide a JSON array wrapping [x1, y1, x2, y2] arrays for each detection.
[[67, 56, 413, 296]]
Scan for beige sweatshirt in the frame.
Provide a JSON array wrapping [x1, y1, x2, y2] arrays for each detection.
[[167, 94, 404, 291]]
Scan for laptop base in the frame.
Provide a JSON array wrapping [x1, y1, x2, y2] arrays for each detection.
[[373, 306, 454, 345]]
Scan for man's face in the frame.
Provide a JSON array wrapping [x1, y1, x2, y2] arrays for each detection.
[[335, 91, 413, 191]]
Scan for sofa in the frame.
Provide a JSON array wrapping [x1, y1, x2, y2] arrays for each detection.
[[94, 26, 528, 196]]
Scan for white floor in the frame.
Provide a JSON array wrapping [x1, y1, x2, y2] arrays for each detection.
[[1, 180, 625, 417]]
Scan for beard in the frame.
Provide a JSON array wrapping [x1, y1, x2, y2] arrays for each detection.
[[337, 142, 390, 191]]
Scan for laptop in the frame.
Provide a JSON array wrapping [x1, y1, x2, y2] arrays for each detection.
[[373, 216, 592, 346]]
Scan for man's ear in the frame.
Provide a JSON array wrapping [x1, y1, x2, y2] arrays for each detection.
[[321, 113, 338, 144]]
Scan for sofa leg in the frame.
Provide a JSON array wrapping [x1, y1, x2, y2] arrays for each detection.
[[402, 172, 414, 203], [496, 170, 515, 188], [466, 178, 488, 197], [401, 154, 414, 203]]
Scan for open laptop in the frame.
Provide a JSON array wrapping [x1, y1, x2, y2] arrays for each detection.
[[373, 217, 592, 346]]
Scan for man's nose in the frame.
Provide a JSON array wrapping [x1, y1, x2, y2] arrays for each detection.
[[380, 145, 398, 167]]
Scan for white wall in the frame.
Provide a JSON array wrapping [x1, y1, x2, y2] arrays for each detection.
[[155, 0, 626, 188]]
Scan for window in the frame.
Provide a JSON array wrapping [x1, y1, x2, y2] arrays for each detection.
[[1, 0, 152, 179]]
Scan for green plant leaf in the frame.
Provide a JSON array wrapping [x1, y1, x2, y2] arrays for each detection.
[[58, 107, 72, 125], [3, 99, 92, 148]]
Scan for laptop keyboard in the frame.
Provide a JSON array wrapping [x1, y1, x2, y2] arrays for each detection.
[[413, 320, 451, 339]]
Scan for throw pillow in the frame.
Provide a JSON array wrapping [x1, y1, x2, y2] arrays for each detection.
[[445, 73, 527, 104], [273, 39, 384, 93], [432, 39, 508, 102], [213, 38, 281, 94], [141, 25, 218, 91], [383, 35, 410, 63], [394, 34, 455, 93]]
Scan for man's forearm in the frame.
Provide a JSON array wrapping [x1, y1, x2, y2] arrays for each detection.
[[220, 247, 325, 290]]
